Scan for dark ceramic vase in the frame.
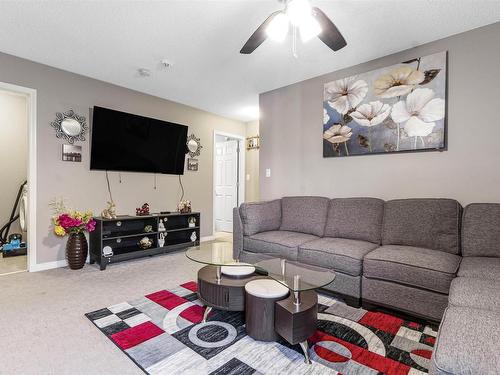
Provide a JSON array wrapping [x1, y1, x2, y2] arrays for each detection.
[[66, 232, 88, 270]]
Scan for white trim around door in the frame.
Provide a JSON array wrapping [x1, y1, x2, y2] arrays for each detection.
[[0, 81, 37, 272], [212, 130, 245, 234]]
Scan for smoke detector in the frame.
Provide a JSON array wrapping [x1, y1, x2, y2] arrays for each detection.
[[137, 68, 151, 77]]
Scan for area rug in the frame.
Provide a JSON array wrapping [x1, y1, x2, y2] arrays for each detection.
[[85, 281, 436, 374]]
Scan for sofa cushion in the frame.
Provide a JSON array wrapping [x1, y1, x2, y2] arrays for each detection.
[[457, 257, 500, 280], [432, 307, 500, 375], [363, 245, 461, 293], [449, 277, 500, 312], [462, 203, 500, 257], [280, 196, 329, 237], [298, 237, 378, 276], [324, 198, 384, 244], [243, 230, 318, 260], [382, 198, 462, 254], [362, 276, 449, 321], [240, 199, 281, 236]]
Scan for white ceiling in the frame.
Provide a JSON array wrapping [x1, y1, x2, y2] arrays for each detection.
[[0, 1, 499, 122]]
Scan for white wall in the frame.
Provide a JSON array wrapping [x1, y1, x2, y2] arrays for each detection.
[[0, 51, 246, 265], [0, 90, 27, 236], [259, 23, 500, 205], [245, 120, 259, 202]]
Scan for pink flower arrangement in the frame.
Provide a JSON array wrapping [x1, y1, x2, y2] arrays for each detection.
[[52, 210, 96, 237]]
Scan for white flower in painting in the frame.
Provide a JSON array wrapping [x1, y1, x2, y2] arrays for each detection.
[[350, 101, 391, 127], [325, 77, 368, 115], [323, 108, 330, 125], [391, 88, 445, 137], [374, 66, 425, 98], [323, 124, 352, 144]]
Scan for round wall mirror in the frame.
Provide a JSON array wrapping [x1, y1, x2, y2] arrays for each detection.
[[51, 109, 87, 144], [186, 134, 202, 157], [61, 118, 82, 137]]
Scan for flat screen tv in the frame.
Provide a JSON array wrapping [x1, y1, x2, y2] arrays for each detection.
[[90, 106, 188, 174]]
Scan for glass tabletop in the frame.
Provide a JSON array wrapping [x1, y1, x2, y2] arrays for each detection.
[[254, 258, 335, 292], [185, 242, 252, 266]]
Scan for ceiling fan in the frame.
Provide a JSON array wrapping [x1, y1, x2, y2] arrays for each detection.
[[240, 0, 347, 55]]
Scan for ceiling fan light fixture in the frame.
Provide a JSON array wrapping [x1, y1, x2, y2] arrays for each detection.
[[266, 12, 289, 42], [286, 0, 312, 26], [299, 15, 321, 42]]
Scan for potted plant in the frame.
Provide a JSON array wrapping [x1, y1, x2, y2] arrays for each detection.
[[51, 201, 96, 270]]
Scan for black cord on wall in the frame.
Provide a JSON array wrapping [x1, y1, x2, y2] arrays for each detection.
[[105, 170, 114, 202], [178, 174, 184, 202]]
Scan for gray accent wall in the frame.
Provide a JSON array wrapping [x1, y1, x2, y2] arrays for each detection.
[[259, 22, 500, 204], [0, 52, 245, 265]]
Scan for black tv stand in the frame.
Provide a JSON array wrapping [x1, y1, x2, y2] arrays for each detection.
[[89, 212, 200, 270]]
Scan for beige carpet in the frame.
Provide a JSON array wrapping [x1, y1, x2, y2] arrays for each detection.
[[0, 244, 226, 374]]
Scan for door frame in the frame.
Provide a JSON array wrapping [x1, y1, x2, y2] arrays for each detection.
[[0, 81, 37, 272], [212, 130, 245, 234]]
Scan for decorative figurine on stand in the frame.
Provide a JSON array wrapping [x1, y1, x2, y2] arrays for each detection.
[[101, 201, 117, 219], [158, 219, 166, 232], [188, 216, 196, 228], [138, 236, 153, 249], [190, 231, 197, 242], [136, 203, 150, 216], [158, 233, 165, 247], [177, 200, 192, 214]]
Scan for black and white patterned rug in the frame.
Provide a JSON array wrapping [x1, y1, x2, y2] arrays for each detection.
[[86, 281, 436, 374]]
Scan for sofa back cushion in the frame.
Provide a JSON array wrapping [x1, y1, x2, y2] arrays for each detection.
[[240, 199, 282, 236], [462, 203, 500, 257], [382, 198, 462, 254], [324, 198, 385, 244], [279, 196, 330, 237]]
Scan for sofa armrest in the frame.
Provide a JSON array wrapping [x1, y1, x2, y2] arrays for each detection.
[[233, 207, 244, 260], [239, 199, 282, 236]]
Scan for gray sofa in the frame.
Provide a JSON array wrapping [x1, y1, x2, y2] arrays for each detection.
[[233, 196, 462, 320], [430, 203, 500, 375], [234, 197, 500, 373]]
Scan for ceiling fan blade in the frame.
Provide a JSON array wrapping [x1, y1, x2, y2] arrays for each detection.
[[312, 7, 347, 52], [240, 11, 280, 54]]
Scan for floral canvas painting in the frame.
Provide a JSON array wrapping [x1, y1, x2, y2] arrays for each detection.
[[323, 51, 447, 157]]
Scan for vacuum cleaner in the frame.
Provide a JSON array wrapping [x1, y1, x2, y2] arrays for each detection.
[[0, 181, 28, 257]]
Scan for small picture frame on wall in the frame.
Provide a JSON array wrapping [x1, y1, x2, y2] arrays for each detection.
[[62, 144, 82, 162], [246, 135, 260, 150], [187, 158, 198, 171]]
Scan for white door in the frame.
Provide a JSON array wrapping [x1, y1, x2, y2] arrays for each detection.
[[214, 140, 239, 232]]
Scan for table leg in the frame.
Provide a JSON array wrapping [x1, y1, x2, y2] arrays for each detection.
[[215, 265, 221, 284], [202, 306, 212, 323], [293, 290, 301, 307], [299, 340, 311, 364]]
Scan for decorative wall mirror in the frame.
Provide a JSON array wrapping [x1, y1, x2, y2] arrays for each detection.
[[186, 134, 202, 158], [51, 109, 88, 144]]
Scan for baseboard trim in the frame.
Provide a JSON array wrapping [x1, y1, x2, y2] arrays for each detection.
[[29, 259, 68, 272], [31, 238, 214, 273]]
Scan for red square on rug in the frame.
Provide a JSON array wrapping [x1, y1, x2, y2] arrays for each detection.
[[179, 304, 205, 323], [146, 290, 187, 310], [358, 311, 404, 336], [111, 321, 164, 350], [180, 281, 198, 292]]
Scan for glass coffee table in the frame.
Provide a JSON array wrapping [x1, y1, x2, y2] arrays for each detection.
[[185, 243, 336, 363]]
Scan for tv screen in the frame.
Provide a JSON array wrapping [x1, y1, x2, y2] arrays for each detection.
[[90, 106, 188, 174]]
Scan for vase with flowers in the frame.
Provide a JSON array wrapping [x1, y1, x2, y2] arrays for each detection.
[[51, 201, 96, 270]]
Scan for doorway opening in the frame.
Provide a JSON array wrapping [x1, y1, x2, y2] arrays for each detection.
[[213, 131, 245, 235], [0, 82, 36, 275]]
